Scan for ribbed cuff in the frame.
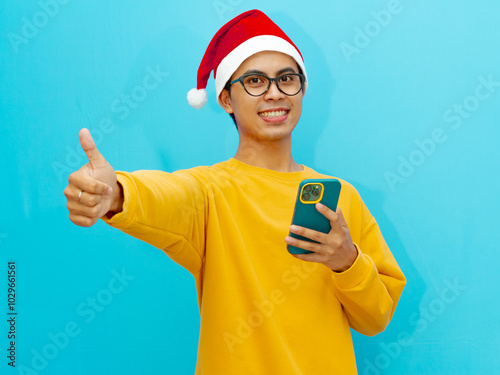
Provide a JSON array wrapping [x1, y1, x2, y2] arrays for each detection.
[[332, 243, 375, 289], [100, 172, 136, 228]]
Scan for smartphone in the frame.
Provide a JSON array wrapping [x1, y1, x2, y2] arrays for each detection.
[[287, 178, 342, 254]]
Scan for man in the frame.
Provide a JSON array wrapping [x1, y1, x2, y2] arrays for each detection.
[[64, 10, 405, 374]]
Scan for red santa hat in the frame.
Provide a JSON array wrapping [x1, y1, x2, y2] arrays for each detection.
[[187, 9, 308, 109]]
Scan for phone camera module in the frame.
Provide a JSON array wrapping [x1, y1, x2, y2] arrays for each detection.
[[302, 183, 322, 202]]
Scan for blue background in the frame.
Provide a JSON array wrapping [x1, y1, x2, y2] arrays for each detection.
[[1, 1, 499, 374]]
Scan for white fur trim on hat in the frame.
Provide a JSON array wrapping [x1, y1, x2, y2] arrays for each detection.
[[215, 35, 308, 106], [187, 88, 208, 109]]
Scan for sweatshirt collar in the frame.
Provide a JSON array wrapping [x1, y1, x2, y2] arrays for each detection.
[[226, 158, 314, 181]]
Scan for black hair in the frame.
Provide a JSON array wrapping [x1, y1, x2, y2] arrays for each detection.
[[223, 81, 238, 131]]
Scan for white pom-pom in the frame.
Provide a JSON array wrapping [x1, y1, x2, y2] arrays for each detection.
[[187, 88, 208, 109]]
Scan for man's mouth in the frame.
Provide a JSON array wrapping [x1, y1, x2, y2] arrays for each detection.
[[258, 109, 289, 118]]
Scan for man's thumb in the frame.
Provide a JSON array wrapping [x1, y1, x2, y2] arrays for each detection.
[[79, 128, 106, 168]]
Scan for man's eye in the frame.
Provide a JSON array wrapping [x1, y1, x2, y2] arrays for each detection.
[[279, 75, 294, 83], [245, 76, 265, 85]]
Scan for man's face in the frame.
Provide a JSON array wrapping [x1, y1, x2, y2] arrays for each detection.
[[219, 51, 305, 142]]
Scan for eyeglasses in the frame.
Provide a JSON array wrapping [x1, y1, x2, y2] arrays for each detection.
[[228, 73, 305, 97]]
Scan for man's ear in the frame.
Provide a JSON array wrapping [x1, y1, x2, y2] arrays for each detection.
[[219, 89, 234, 114]]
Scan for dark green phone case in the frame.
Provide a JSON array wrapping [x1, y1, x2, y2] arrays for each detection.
[[287, 178, 342, 254]]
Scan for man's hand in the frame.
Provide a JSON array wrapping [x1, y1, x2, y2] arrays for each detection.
[[285, 203, 358, 272], [64, 128, 123, 227]]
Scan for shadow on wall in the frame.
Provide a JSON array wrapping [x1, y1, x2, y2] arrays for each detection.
[[343, 182, 424, 373]]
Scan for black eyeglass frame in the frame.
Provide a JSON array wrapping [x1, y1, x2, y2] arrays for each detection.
[[228, 73, 306, 97]]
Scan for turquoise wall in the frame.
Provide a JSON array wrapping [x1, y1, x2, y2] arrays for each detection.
[[1, 1, 499, 374]]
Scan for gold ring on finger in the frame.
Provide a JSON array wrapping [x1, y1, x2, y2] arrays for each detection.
[[78, 190, 84, 203]]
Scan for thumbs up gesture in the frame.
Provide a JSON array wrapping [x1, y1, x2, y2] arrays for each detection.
[[64, 129, 123, 227]]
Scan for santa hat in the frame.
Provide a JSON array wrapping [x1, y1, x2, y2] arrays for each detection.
[[187, 9, 308, 109]]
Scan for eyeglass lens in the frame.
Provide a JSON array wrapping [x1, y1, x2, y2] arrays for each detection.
[[242, 74, 303, 96]]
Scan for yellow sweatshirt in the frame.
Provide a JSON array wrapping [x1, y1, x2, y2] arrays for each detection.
[[102, 158, 406, 374]]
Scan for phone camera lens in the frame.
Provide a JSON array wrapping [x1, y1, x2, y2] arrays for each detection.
[[312, 189, 319, 197], [302, 193, 311, 201], [304, 185, 312, 193]]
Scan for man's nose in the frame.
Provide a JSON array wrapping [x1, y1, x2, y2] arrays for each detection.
[[263, 79, 285, 100]]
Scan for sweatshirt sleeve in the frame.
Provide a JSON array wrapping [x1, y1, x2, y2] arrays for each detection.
[[332, 190, 406, 336], [101, 169, 207, 274]]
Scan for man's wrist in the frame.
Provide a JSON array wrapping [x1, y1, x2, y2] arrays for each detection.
[[332, 244, 359, 273], [107, 181, 124, 216]]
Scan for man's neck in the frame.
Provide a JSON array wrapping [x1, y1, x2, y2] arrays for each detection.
[[233, 137, 303, 173]]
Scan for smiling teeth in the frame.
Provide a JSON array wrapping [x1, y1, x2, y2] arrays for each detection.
[[259, 110, 287, 118]]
